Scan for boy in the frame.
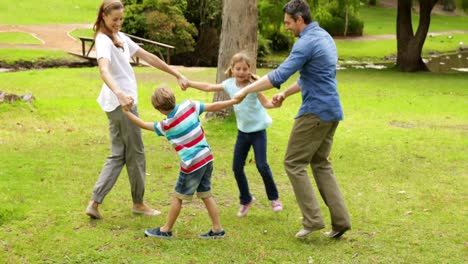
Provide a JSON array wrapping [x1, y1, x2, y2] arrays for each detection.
[[123, 86, 238, 239]]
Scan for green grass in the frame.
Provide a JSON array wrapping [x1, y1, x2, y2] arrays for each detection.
[[336, 33, 468, 60], [0, 48, 78, 64], [0, 32, 42, 45], [0, 0, 98, 25], [360, 5, 468, 35], [0, 67, 466, 263], [70, 28, 94, 39]]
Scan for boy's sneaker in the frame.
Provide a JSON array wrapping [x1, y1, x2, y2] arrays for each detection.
[[237, 197, 256, 217], [198, 229, 226, 239], [271, 199, 283, 212], [144, 227, 172, 239]]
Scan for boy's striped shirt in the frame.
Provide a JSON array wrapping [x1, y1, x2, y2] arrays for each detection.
[[153, 100, 213, 173]]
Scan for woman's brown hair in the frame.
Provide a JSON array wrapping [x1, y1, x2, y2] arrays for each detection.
[[93, 0, 124, 49]]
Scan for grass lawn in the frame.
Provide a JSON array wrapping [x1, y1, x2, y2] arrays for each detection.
[[0, 0, 98, 25], [359, 5, 468, 35], [0, 67, 466, 263], [0, 32, 42, 45]]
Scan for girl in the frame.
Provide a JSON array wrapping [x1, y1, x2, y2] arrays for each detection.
[[186, 52, 282, 217], [85, 0, 188, 219]]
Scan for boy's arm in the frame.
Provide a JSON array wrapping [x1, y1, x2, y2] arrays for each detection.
[[257, 92, 276, 109], [204, 98, 238, 112], [123, 110, 155, 131], [187, 80, 224, 92]]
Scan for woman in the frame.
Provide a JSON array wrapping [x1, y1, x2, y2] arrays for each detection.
[[85, 0, 188, 219]]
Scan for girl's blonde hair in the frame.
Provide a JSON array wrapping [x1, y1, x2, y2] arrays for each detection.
[[151, 86, 176, 111], [93, 0, 124, 49], [224, 52, 260, 83]]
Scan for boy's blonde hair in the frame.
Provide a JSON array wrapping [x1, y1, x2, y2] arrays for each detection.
[[151, 86, 176, 111], [224, 52, 260, 83]]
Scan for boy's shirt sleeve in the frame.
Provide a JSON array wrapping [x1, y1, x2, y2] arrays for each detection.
[[192, 100, 204, 115], [153, 122, 164, 136], [199, 102, 205, 115]]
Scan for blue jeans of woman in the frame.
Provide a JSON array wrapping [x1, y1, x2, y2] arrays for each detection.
[[233, 129, 279, 205]]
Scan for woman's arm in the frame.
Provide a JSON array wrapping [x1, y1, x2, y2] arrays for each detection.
[[135, 48, 188, 88], [187, 80, 224, 92], [123, 110, 155, 131], [98, 58, 134, 111]]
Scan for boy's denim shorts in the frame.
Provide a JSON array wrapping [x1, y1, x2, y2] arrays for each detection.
[[174, 162, 213, 201]]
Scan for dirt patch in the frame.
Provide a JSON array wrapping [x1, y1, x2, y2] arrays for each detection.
[[0, 24, 92, 54]]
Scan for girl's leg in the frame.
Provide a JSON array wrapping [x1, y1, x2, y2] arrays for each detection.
[[232, 131, 253, 205], [161, 196, 182, 232], [252, 130, 279, 201], [201, 197, 223, 232]]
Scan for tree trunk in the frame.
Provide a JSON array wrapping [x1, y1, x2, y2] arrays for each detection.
[[208, 0, 258, 118], [396, 0, 438, 72]]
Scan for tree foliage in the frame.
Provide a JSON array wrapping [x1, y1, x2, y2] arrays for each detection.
[[122, 0, 197, 54]]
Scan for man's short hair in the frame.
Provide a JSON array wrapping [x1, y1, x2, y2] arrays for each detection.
[[283, 0, 312, 24]]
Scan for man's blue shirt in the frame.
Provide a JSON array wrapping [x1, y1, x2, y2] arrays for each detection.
[[267, 22, 343, 122]]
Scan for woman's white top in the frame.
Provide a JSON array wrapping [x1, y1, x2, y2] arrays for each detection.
[[95, 32, 140, 112]]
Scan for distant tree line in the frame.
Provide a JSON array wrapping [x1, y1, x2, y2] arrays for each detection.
[[121, 0, 466, 67]]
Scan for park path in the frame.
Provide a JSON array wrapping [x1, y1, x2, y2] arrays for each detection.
[[0, 24, 93, 54]]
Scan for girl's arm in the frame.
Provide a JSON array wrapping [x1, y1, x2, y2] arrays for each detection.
[[98, 58, 134, 111], [187, 80, 224, 92], [123, 110, 155, 131], [135, 48, 188, 89], [272, 82, 301, 107], [257, 92, 276, 109], [204, 99, 239, 112]]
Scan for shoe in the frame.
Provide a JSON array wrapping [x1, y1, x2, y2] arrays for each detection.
[[271, 199, 283, 212], [295, 228, 313, 238], [325, 228, 349, 238], [132, 207, 161, 216], [144, 227, 172, 239], [237, 197, 256, 217], [199, 229, 226, 239], [85, 204, 103, 219]]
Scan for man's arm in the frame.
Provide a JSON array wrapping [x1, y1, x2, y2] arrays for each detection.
[[123, 110, 155, 131], [232, 75, 273, 102]]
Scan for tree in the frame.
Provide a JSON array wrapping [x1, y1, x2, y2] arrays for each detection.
[[396, 0, 438, 72], [208, 0, 258, 117]]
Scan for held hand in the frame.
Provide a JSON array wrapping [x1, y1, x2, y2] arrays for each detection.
[[177, 76, 189, 91], [272, 92, 285, 107], [118, 93, 134, 112]]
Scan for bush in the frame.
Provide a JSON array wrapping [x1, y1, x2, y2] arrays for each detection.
[[122, 0, 197, 55], [314, 2, 364, 36], [257, 33, 272, 58], [268, 31, 292, 52]]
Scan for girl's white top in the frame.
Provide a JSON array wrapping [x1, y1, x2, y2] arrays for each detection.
[[95, 32, 140, 112]]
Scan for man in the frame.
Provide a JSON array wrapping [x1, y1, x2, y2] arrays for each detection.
[[233, 0, 351, 239]]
